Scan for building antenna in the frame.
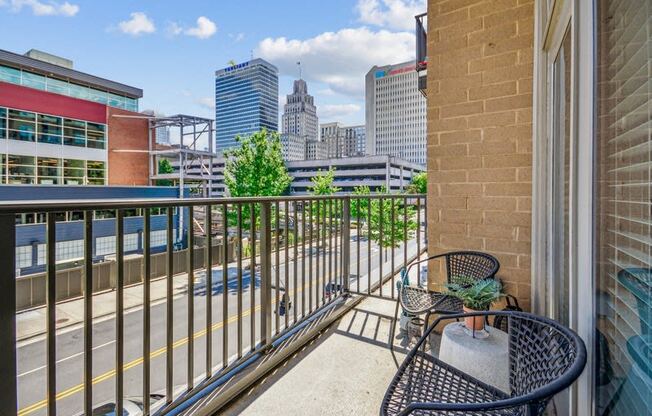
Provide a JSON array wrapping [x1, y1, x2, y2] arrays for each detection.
[[250, 50, 254, 60], [297, 61, 302, 80]]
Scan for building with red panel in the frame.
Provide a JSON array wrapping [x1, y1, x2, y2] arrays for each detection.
[[0, 48, 150, 186]]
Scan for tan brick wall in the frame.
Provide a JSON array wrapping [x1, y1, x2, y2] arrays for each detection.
[[426, 0, 534, 310]]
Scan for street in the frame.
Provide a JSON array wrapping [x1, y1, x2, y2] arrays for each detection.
[[16, 233, 423, 416]]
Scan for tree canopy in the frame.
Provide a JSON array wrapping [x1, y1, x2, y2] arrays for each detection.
[[156, 159, 174, 186], [407, 172, 427, 194], [309, 167, 340, 195], [224, 129, 292, 197]]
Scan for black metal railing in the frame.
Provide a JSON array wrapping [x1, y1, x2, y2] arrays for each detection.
[[0, 193, 426, 416]]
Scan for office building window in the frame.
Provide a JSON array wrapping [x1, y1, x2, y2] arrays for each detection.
[[86, 160, 105, 185], [7, 109, 36, 142], [63, 118, 86, 147], [37, 157, 61, 185], [38, 114, 63, 145], [16, 246, 32, 269], [63, 158, 85, 184], [86, 123, 106, 149], [0, 64, 139, 111], [0, 107, 5, 139], [7, 155, 35, 184]]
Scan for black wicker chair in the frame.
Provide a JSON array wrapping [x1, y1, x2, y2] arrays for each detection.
[[390, 251, 500, 350], [381, 311, 587, 416]]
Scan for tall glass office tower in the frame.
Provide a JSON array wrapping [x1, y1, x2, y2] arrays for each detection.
[[215, 59, 279, 152]]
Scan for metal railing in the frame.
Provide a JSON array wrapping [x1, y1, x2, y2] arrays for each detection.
[[0, 193, 426, 416]]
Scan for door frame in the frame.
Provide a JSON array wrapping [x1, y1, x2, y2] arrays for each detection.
[[532, 0, 595, 414]]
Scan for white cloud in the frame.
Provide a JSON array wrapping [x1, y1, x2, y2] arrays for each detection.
[[4, 0, 79, 16], [229, 32, 245, 42], [184, 16, 217, 39], [118, 12, 156, 36], [167, 21, 182, 36], [356, 0, 425, 31], [256, 27, 414, 98], [195, 97, 215, 110], [318, 103, 362, 119]]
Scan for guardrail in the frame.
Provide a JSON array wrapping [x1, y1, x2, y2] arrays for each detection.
[[0, 193, 426, 416]]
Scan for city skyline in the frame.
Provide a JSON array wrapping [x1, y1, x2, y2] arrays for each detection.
[[0, 0, 424, 127]]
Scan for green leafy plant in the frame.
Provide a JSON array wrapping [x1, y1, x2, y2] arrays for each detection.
[[446, 279, 504, 311], [406, 172, 427, 194], [351, 186, 417, 248], [156, 159, 174, 186], [309, 167, 340, 195], [223, 129, 292, 228]]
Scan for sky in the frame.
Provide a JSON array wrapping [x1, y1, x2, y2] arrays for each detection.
[[0, 0, 423, 126]]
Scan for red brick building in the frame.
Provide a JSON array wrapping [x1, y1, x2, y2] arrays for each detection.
[[0, 48, 150, 187]]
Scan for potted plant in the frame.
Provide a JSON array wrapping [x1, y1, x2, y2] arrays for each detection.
[[446, 279, 504, 331]]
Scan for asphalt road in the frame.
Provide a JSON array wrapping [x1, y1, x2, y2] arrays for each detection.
[[16, 234, 422, 416]]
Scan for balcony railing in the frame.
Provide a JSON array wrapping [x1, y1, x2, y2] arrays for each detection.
[[0, 193, 426, 415], [415, 12, 427, 97]]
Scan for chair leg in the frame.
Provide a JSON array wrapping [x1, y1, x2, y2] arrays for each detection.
[[422, 311, 431, 352], [390, 298, 400, 351]]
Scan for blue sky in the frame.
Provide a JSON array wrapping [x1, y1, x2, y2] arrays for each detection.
[[0, 0, 423, 126]]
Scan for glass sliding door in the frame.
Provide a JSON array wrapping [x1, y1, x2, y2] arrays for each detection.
[[594, 0, 651, 414], [551, 26, 573, 328]]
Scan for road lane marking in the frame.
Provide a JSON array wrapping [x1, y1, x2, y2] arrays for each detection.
[[17, 246, 391, 416], [18, 340, 117, 378]]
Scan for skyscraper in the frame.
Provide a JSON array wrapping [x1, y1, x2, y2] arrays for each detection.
[[365, 61, 426, 166], [281, 79, 318, 160], [215, 59, 279, 152]]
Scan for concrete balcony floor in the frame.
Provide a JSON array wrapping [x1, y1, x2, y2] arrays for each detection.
[[221, 294, 419, 416]]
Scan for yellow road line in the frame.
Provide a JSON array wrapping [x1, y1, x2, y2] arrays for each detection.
[[18, 283, 312, 416]]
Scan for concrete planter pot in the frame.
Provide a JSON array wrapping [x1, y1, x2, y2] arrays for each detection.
[[463, 306, 485, 331]]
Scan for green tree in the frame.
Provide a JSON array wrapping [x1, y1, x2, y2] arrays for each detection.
[[351, 186, 417, 248], [309, 168, 340, 220], [309, 167, 340, 195], [407, 172, 427, 194], [224, 129, 292, 227], [156, 159, 174, 186], [224, 129, 291, 197]]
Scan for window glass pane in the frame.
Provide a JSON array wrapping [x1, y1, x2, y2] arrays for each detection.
[[86, 140, 105, 149], [64, 118, 85, 129], [37, 157, 61, 177], [108, 93, 125, 108], [9, 110, 36, 122], [550, 27, 572, 327], [21, 71, 46, 90], [46, 77, 69, 95], [0, 154, 5, 183], [0, 65, 21, 83], [64, 137, 86, 147], [595, 0, 652, 414], [68, 83, 91, 100], [0, 107, 5, 140], [64, 159, 85, 169], [88, 89, 108, 104], [38, 114, 62, 126]]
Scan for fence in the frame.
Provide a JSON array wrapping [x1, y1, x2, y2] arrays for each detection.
[[0, 194, 426, 416]]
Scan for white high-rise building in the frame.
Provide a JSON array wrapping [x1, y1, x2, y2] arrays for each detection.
[[281, 79, 318, 160], [365, 61, 426, 166]]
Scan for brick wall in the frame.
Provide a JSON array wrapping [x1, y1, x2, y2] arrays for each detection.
[[107, 107, 150, 186], [426, 0, 534, 309]]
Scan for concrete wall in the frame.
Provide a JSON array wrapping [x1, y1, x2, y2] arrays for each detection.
[[16, 239, 235, 311], [107, 106, 150, 186], [426, 0, 534, 309]]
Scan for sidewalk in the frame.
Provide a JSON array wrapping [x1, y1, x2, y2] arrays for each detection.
[[16, 272, 193, 343]]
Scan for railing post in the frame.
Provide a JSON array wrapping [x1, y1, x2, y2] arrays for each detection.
[[0, 214, 17, 416], [341, 196, 351, 293], [260, 201, 273, 347]]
